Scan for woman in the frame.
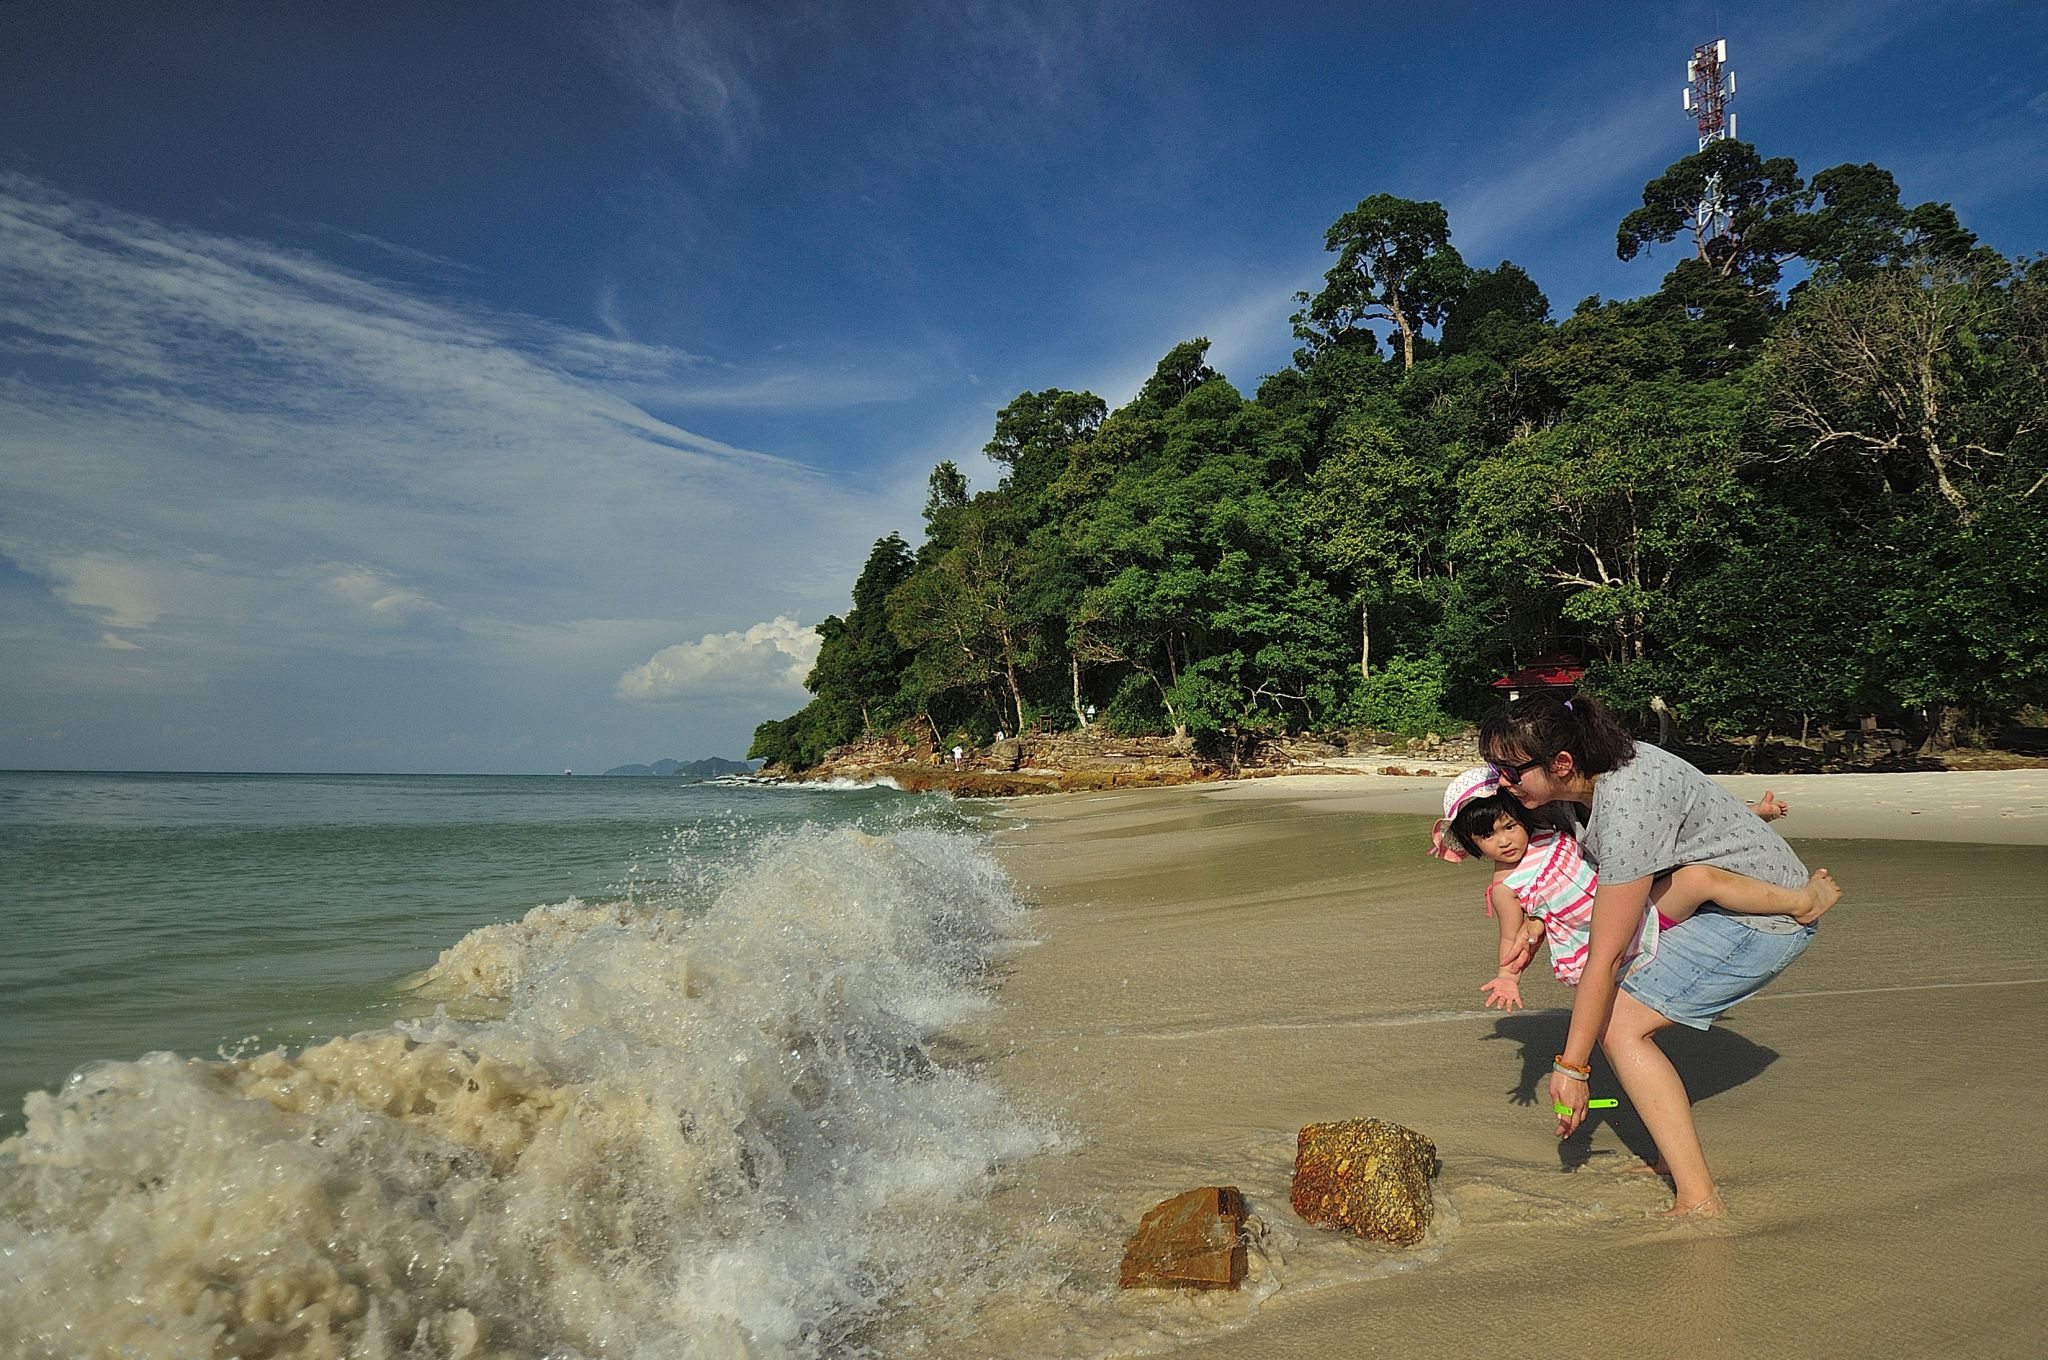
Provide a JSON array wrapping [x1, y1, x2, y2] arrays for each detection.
[[1478, 691, 1826, 1217]]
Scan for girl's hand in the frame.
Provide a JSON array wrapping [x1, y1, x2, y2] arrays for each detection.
[[1548, 1071, 1588, 1137], [1480, 975, 1524, 1010]]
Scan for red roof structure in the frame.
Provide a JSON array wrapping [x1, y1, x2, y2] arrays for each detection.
[[1490, 652, 1586, 691]]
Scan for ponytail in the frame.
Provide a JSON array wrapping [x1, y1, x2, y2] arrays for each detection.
[[1478, 690, 1635, 776]]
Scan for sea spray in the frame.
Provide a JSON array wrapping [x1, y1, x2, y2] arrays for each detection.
[[0, 822, 1059, 1358]]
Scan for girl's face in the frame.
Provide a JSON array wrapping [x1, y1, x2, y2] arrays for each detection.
[[1472, 811, 1530, 866]]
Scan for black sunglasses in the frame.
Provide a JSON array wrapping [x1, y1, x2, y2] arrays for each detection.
[[1489, 756, 1546, 787]]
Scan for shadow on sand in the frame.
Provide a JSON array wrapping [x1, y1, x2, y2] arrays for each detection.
[[1481, 1012, 1781, 1172]]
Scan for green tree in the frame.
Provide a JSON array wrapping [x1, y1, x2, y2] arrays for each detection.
[[889, 502, 1045, 736], [1758, 258, 2028, 525], [1452, 393, 1749, 671], [1297, 195, 1471, 370], [1439, 260, 1551, 360], [1301, 406, 1447, 681], [1618, 140, 1805, 287], [984, 388, 1106, 504]]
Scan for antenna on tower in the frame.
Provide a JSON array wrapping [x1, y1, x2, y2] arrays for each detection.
[[1682, 37, 1739, 258]]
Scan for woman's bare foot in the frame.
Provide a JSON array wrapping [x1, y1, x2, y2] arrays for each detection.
[[1658, 1191, 1728, 1219], [1793, 868, 1842, 924]]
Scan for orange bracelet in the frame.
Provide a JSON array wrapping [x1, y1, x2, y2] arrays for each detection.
[[1553, 1055, 1591, 1078]]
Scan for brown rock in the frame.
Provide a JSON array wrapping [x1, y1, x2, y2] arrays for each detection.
[[1290, 1118, 1437, 1246], [1117, 1186, 1248, 1290]]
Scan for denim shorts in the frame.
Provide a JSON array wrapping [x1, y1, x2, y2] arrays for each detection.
[[1621, 910, 1816, 1030]]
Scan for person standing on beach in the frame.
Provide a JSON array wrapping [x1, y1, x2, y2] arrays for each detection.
[[1478, 691, 1834, 1218]]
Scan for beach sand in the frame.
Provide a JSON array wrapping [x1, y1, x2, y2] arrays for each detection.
[[975, 770, 2048, 1359]]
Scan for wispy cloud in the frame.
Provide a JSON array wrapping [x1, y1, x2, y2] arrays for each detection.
[[588, 0, 772, 155], [0, 173, 886, 697]]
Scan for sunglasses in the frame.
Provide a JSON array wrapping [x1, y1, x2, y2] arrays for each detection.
[[1489, 756, 1546, 787]]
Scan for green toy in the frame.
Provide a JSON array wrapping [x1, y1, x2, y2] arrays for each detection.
[[1554, 1098, 1620, 1116]]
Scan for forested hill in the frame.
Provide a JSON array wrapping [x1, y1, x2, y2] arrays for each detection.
[[753, 143, 2047, 771]]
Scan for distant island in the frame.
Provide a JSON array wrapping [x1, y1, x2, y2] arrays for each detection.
[[601, 756, 765, 778]]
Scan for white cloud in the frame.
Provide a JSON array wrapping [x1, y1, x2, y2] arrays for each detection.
[[47, 553, 165, 630], [617, 616, 821, 701], [323, 566, 444, 622], [0, 173, 890, 675]]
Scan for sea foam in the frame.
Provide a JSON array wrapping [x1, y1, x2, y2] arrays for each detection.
[[0, 823, 1056, 1359]]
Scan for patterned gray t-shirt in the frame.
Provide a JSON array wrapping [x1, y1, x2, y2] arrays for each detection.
[[1571, 743, 1808, 933]]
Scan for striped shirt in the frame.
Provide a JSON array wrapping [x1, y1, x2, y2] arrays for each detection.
[[1497, 828, 1659, 985]]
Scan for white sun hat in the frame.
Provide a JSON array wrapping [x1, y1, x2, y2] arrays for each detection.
[[1428, 765, 1500, 862]]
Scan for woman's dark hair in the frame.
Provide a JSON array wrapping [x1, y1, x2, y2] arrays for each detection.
[[1449, 791, 1535, 858], [1477, 690, 1636, 777]]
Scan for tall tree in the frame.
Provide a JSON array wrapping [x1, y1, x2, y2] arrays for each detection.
[[984, 388, 1105, 504], [889, 504, 1043, 736], [1452, 393, 1749, 671], [1617, 140, 1804, 287], [1296, 195, 1471, 371], [1301, 407, 1447, 681], [1439, 260, 1551, 359], [1759, 257, 2032, 525]]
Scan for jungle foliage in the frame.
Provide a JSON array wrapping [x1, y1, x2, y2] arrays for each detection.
[[752, 147, 2047, 769]]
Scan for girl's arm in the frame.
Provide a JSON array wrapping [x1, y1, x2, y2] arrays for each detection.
[[1547, 873, 1654, 1133], [1480, 885, 1536, 1010], [1493, 884, 1534, 969]]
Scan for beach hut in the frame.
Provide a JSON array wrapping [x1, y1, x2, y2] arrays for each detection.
[[1490, 653, 1585, 702]]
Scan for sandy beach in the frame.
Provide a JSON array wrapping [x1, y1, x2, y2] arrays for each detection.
[[977, 769, 2048, 1359]]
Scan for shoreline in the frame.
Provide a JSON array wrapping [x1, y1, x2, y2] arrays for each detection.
[[975, 769, 2048, 1357], [778, 733, 2048, 806]]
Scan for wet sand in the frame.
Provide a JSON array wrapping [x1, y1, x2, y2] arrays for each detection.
[[984, 770, 2048, 1359]]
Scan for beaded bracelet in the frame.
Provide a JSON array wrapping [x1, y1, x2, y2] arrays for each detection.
[[1552, 1056, 1591, 1081]]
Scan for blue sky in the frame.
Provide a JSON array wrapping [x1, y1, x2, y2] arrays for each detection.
[[3, 0, 2043, 773]]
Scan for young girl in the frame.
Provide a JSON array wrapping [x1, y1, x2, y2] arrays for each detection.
[[1429, 767, 1840, 1010]]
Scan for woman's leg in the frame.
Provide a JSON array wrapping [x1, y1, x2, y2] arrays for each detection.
[[1601, 989, 1725, 1216]]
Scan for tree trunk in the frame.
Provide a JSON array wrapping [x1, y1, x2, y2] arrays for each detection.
[[1650, 695, 1673, 746], [1071, 657, 1088, 729], [1920, 704, 1965, 754], [1358, 598, 1370, 682]]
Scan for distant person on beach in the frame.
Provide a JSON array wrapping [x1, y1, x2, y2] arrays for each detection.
[[1478, 691, 1841, 1217], [1429, 767, 1839, 1012]]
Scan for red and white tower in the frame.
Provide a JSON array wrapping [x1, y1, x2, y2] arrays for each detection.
[[1684, 37, 1737, 151], [1683, 38, 1739, 252]]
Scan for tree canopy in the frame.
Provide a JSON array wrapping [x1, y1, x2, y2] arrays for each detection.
[[751, 157, 2047, 769]]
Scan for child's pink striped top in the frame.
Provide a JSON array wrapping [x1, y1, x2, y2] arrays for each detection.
[[1498, 828, 1658, 985]]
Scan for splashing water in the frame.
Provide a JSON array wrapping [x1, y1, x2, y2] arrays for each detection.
[[0, 822, 1058, 1358]]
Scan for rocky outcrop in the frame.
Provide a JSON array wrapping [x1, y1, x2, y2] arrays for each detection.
[[1118, 1186, 1249, 1290], [1290, 1118, 1438, 1247]]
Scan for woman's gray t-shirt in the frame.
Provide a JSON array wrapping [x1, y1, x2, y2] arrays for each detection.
[[1570, 743, 1808, 933]]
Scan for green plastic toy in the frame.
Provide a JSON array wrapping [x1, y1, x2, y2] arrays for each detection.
[[1554, 1098, 1620, 1116]]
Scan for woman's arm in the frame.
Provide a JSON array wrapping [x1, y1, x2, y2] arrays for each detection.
[[1548, 873, 1654, 1134]]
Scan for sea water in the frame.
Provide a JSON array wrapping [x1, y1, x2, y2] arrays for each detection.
[[0, 772, 1061, 1358]]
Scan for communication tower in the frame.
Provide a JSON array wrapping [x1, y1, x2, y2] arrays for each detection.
[[1683, 38, 1738, 254]]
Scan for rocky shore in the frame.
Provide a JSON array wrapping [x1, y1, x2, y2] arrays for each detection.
[[768, 730, 1480, 797], [766, 724, 2048, 797]]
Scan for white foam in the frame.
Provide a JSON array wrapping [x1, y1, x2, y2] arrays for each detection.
[[0, 824, 1056, 1358]]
